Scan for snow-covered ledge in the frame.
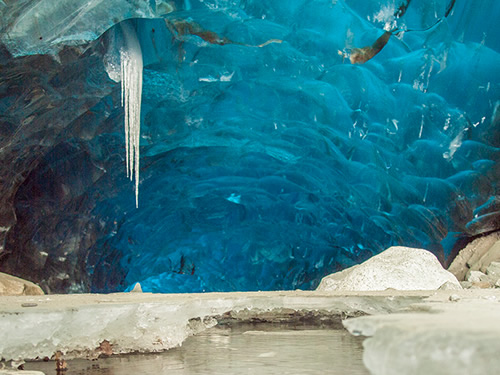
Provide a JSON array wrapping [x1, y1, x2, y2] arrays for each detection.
[[343, 290, 500, 375], [0, 290, 427, 361]]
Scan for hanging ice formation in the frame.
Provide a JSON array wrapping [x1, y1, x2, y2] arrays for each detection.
[[120, 25, 143, 208]]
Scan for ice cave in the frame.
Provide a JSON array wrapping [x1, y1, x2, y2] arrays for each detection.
[[1, 0, 498, 295], [1, 0, 500, 373]]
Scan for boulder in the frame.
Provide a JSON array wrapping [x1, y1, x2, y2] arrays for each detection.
[[476, 241, 500, 273], [459, 263, 500, 289], [470, 281, 492, 289], [448, 232, 500, 281], [486, 261, 500, 278], [0, 272, 44, 296], [317, 246, 461, 292], [438, 281, 462, 290], [466, 270, 488, 283]]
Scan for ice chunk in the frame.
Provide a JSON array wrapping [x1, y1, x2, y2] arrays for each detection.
[[343, 295, 500, 375], [0, 291, 410, 361]]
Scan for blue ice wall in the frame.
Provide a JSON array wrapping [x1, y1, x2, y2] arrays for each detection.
[[0, 0, 499, 293], [88, 0, 499, 293]]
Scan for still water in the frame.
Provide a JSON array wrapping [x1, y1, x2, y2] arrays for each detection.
[[25, 325, 368, 375]]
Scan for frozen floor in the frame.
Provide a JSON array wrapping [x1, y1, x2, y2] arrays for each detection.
[[3, 289, 500, 374], [0, 291, 423, 361], [23, 325, 368, 375]]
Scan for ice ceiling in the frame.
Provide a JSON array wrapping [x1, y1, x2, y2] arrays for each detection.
[[0, 0, 498, 293]]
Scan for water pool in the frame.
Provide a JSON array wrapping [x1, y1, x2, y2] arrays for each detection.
[[23, 324, 368, 375]]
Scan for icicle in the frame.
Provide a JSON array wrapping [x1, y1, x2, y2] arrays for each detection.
[[120, 25, 143, 208]]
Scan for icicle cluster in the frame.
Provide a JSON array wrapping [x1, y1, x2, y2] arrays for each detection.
[[120, 48, 143, 208]]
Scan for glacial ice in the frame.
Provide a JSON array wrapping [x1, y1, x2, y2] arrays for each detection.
[[0, 295, 219, 361], [343, 293, 500, 375], [0, 0, 168, 56], [0, 0, 498, 293], [0, 291, 409, 361]]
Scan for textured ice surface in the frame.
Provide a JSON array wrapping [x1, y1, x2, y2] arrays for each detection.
[[343, 291, 500, 375], [0, 0, 499, 293], [0, 0, 169, 56], [0, 291, 421, 361]]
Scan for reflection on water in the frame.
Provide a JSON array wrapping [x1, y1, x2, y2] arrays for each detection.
[[25, 325, 368, 375]]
